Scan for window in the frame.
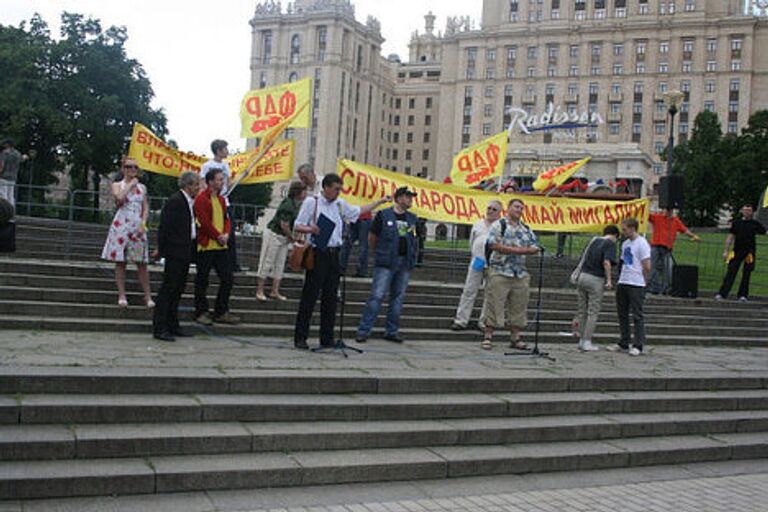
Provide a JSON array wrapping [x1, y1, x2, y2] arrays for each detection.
[[636, 62, 646, 74], [658, 81, 668, 93], [509, 0, 519, 21], [639, 1, 649, 14], [424, 132, 431, 143], [422, 150, 430, 160], [589, 82, 599, 95], [317, 27, 327, 61], [407, 115, 415, 126], [547, 67, 556, 77], [680, 123, 689, 134], [548, 45, 559, 59], [568, 83, 578, 95], [288, 72, 298, 83], [409, 98, 415, 109], [636, 41, 647, 55], [685, 0, 695, 12], [484, 104, 493, 117], [485, 86, 494, 98], [405, 150, 412, 161], [659, 62, 669, 73], [730, 79, 740, 92], [705, 80, 716, 93], [683, 40, 693, 53], [660, 41, 669, 54], [611, 102, 621, 113], [728, 122, 738, 134], [527, 46, 538, 59], [290, 34, 301, 65], [570, 45, 579, 59], [634, 82, 644, 94], [507, 46, 517, 61], [729, 101, 739, 113], [406, 132, 412, 143], [611, 83, 621, 95], [704, 101, 715, 112], [467, 47, 478, 63], [633, 123, 642, 134], [613, 64, 623, 75], [467, 69, 476, 80], [682, 61, 692, 73], [591, 65, 600, 75], [616, 6, 627, 17], [633, 103, 643, 114], [262, 31, 273, 64], [707, 38, 717, 52], [655, 142, 665, 155], [528, 66, 536, 77], [425, 115, 432, 126], [731, 38, 743, 51], [487, 48, 497, 61], [706, 61, 716, 72], [426, 97, 433, 109], [731, 60, 742, 71], [569, 65, 579, 76], [259, 71, 267, 88], [681, 80, 690, 92], [483, 123, 492, 136], [486, 69, 496, 80], [392, 149, 398, 160], [591, 43, 602, 59], [610, 122, 620, 135], [614, 43, 624, 56], [656, 101, 666, 113], [464, 86, 473, 98]]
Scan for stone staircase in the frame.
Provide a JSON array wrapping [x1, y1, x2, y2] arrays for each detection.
[[0, 256, 766, 346], [1, 369, 767, 500]]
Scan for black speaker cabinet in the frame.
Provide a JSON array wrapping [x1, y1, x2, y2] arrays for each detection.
[[659, 175, 685, 210], [0, 221, 15, 253], [671, 264, 698, 299]]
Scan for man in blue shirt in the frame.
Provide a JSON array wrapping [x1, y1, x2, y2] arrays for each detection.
[[356, 187, 419, 344], [482, 198, 540, 351]]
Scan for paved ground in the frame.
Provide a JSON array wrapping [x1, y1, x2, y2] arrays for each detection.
[[0, 329, 767, 378]]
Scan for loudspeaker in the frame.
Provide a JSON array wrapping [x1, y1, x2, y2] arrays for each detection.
[[0, 221, 15, 253], [658, 175, 685, 210], [671, 264, 698, 299]]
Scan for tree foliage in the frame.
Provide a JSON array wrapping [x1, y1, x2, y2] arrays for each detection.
[[0, 12, 167, 216]]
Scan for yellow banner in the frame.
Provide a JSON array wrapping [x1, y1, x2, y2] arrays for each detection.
[[533, 157, 591, 192], [240, 78, 312, 139], [763, 184, 768, 208], [338, 159, 649, 233], [127, 123, 294, 185], [449, 132, 508, 187]]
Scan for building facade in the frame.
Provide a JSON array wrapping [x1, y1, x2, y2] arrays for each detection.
[[249, 0, 768, 202]]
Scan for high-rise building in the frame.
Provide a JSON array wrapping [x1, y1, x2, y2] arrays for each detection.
[[250, 0, 767, 201]]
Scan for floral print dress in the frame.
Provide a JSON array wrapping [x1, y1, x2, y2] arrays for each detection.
[[101, 181, 149, 263]]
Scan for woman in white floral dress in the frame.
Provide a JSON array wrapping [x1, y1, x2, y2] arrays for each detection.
[[101, 157, 154, 308]]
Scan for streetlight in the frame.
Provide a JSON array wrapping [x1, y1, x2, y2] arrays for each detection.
[[663, 89, 685, 176], [26, 149, 37, 216]]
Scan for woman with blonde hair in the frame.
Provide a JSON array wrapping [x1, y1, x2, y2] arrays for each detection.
[[101, 157, 154, 308], [256, 180, 307, 301]]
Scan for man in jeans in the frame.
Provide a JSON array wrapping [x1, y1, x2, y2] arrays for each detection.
[[648, 208, 700, 295], [609, 218, 651, 356], [356, 187, 419, 344], [482, 198, 540, 351], [573, 225, 619, 352]]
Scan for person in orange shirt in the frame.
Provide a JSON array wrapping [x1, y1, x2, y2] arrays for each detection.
[[648, 208, 700, 295]]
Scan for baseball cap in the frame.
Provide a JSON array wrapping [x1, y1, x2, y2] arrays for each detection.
[[394, 186, 417, 198]]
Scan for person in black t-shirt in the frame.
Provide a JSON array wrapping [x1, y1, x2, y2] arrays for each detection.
[[573, 225, 619, 352], [716, 204, 767, 301]]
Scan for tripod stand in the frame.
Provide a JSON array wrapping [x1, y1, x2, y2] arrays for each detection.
[[311, 264, 363, 358], [504, 246, 556, 362]]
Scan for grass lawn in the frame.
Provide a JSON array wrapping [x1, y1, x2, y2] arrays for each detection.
[[427, 231, 768, 295]]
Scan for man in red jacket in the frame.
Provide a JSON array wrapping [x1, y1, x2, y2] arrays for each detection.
[[193, 168, 239, 325]]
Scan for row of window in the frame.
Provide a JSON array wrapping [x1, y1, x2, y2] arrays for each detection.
[[470, 60, 744, 79], [509, 0, 697, 22], [260, 27, 373, 70]]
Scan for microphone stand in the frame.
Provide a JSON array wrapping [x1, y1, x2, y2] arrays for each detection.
[[504, 246, 556, 362]]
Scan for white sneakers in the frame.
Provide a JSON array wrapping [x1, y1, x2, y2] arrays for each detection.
[[578, 339, 599, 352], [628, 347, 642, 356], [606, 344, 643, 356]]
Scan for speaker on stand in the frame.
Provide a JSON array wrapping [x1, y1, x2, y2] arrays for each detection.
[[0, 198, 16, 253], [658, 175, 685, 210]]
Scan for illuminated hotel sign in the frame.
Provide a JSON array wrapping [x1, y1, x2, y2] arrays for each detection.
[[507, 103, 605, 139]]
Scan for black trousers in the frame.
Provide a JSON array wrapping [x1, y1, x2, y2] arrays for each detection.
[[718, 252, 755, 299], [616, 284, 646, 350], [294, 248, 341, 346], [153, 256, 190, 335], [194, 249, 233, 317]]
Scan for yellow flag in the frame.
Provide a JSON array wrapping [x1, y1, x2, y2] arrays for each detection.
[[449, 132, 508, 188], [229, 140, 295, 185], [239, 78, 312, 139], [763, 184, 768, 208], [533, 157, 591, 192]]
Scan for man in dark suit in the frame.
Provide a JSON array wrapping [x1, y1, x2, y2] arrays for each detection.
[[152, 171, 201, 342]]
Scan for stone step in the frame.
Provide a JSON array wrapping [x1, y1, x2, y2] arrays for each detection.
[[1, 299, 764, 339], [3, 390, 767, 425], [2, 432, 767, 499], [3, 367, 764, 395], [3, 410, 768, 462], [4, 285, 764, 329], [1, 314, 766, 346]]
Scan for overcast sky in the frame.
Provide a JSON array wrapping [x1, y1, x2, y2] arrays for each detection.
[[1, 1, 480, 155]]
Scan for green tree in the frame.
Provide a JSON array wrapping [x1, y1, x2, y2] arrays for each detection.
[[675, 111, 728, 227], [726, 110, 768, 213]]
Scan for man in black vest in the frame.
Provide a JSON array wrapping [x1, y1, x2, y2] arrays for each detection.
[[152, 171, 201, 342]]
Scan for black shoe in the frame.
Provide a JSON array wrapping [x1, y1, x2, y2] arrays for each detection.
[[173, 327, 194, 338], [355, 335, 368, 343], [451, 323, 467, 331], [384, 333, 404, 343], [153, 332, 176, 342], [294, 340, 309, 350]]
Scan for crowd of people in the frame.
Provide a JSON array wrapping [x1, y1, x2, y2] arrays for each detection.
[[98, 145, 765, 350]]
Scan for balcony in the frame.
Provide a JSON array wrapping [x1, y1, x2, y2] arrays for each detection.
[[609, 91, 623, 102], [522, 94, 537, 104], [565, 93, 580, 103]]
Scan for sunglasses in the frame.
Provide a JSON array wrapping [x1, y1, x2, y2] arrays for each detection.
[[124, 164, 138, 169], [487, 206, 499, 211]]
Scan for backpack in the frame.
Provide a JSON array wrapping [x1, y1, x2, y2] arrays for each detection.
[[484, 218, 507, 263]]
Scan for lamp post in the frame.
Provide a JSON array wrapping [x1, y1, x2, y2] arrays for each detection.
[[663, 90, 685, 176], [26, 149, 37, 216]]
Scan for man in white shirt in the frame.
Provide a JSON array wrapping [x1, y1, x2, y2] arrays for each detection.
[[451, 200, 502, 331], [292, 173, 389, 350], [609, 217, 651, 356], [201, 139, 240, 271]]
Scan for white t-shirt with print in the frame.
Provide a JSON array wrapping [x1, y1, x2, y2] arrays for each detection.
[[618, 235, 652, 287]]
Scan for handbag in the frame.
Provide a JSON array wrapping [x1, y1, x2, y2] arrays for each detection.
[[569, 236, 599, 285], [287, 196, 318, 272]]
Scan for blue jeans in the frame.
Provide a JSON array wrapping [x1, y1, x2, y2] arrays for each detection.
[[649, 245, 672, 294], [340, 219, 371, 276], [357, 258, 411, 337]]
